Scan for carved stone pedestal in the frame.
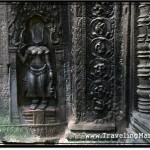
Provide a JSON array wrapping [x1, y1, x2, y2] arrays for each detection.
[[22, 106, 56, 124], [68, 122, 116, 132], [61, 122, 117, 144], [0, 123, 66, 143]]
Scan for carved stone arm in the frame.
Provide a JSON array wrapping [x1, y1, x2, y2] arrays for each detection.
[[17, 49, 29, 64], [45, 53, 53, 78]]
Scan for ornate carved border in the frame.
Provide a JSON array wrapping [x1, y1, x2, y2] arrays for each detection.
[[71, 2, 86, 122]]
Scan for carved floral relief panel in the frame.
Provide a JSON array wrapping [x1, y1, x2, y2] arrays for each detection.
[[86, 2, 115, 123]]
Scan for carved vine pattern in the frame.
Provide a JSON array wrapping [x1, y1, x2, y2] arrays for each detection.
[[71, 3, 86, 122], [86, 2, 114, 123]]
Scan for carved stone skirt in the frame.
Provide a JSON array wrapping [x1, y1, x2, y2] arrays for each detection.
[[24, 64, 53, 98]]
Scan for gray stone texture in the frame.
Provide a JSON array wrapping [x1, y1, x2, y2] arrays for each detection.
[[0, 4, 10, 118], [0, 2, 149, 145]]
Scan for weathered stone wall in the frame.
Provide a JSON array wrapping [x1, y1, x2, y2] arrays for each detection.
[[0, 2, 150, 145], [0, 3, 10, 117]]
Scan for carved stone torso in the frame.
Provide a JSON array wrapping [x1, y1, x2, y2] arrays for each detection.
[[28, 46, 49, 69]]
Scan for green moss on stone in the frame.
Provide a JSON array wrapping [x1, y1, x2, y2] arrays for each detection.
[[0, 116, 32, 142]]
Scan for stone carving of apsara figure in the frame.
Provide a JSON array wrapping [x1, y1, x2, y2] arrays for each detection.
[[17, 17, 54, 110]]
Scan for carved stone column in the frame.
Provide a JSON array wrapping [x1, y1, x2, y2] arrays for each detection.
[[127, 2, 150, 144], [137, 3, 150, 116]]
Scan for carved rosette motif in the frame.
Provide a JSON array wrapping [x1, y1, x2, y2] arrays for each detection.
[[137, 3, 150, 113], [86, 2, 114, 122], [8, 2, 62, 48]]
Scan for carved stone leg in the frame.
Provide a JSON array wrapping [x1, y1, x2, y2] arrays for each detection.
[[29, 99, 39, 110], [38, 99, 48, 110]]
